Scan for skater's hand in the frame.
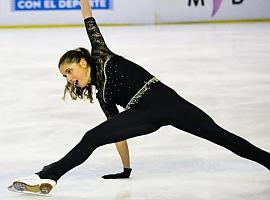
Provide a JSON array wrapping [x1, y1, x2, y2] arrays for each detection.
[[81, 0, 93, 19], [102, 168, 132, 179]]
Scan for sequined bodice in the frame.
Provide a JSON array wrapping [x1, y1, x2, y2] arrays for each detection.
[[84, 17, 158, 119]]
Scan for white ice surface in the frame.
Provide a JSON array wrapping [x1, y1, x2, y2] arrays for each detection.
[[0, 22, 270, 200]]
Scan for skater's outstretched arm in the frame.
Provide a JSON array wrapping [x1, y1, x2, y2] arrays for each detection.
[[80, 0, 132, 179], [81, 0, 93, 19], [81, 0, 112, 56]]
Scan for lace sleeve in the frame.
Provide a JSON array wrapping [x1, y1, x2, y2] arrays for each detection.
[[98, 99, 119, 119], [84, 17, 113, 57]]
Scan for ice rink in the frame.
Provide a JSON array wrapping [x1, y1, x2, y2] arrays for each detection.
[[0, 21, 270, 199]]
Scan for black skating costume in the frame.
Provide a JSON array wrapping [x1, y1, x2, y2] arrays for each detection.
[[38, 18, 270, 181]]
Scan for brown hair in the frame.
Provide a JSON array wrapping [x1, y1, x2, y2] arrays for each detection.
[[58, 47, 95, 103]]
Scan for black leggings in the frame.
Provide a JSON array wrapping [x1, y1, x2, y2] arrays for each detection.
[[38, 82, 270, 181]]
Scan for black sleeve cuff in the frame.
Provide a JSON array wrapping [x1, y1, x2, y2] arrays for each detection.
[[84, 17, 96, 23]]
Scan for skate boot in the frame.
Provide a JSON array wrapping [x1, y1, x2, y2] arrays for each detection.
[[8, 174, 56, 195]]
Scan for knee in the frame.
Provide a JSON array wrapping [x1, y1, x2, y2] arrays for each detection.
[[81, 130, 102, 148]]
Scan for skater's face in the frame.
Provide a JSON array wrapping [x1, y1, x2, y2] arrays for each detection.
[[59, 58, 91, 88]]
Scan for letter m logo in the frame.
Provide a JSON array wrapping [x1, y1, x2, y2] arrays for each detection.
[[188, 0, 205, 6]]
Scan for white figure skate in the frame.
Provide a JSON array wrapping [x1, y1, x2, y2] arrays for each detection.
[[8, 174, 56, 196]]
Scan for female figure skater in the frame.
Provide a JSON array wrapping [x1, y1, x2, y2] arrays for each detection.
[[9, 0, 270, 195]]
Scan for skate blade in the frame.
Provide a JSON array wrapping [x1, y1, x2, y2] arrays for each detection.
[[8, 182, 53, 196]]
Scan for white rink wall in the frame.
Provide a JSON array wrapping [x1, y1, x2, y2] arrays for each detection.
[[0, 0, 270, 26]]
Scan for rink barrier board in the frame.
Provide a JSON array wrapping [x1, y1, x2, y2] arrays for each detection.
[[0, 18, 270, 29], [1, 0, 270, 26]]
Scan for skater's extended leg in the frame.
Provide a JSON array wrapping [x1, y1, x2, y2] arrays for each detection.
[[168, 89, 270, 170], [38, 105, 163, 182]]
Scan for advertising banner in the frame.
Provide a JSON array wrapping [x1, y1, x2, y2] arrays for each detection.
[[13, 0, 111, 11], [0, 0, 269, 26], [155, 0, 270, 23]]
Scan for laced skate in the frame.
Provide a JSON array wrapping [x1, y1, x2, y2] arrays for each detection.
[[8, 174, 56, 195]]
